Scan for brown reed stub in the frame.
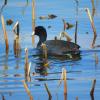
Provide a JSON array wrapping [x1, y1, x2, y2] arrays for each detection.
[[44, 83, 52, 98], [1, 15, 9, 54], [90, 79, 96, 96], [85, 8, 97, 48], [13, 35, 21, 57], [32, 31, 35, 47], [22, 80, 33, 100], [59, 31, 72, 42]]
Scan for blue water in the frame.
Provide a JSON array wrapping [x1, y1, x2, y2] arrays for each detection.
[[0, 0, 100, 100]]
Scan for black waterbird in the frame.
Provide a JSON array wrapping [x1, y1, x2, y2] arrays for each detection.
[[34, 26, 80, 56]]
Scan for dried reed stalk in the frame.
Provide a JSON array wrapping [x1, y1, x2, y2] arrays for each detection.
[[32, 0, 35, 46], [44, 83, 52, 98], [32, 0, 35, 31], [90, 79, 96, 96], [85, 8, 97, 48], [41, 43, 48, 59], [60, 32, 72, 42], [22, 80, 33, 100], [1, 15, 9, 54]]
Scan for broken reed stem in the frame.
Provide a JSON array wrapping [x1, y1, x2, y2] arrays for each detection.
[[44, 83, 52, 98], [41, 43, 48, 59], [32, 0, 35, 31], [22, 80, 33, 100], [12, 21, 19, 36], [1, 15, 9, 54], [85, 8, 97, 48], [90, 79, 96, 96], [60, 32, 72, 42], [13, 21, 20, 57], [75, 21, 78, 44]]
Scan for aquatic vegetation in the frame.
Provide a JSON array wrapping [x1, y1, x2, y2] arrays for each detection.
[[59, 31, 72, 42], [13, 21, 21, 57], [1, 15, 9, 54], [85, 8, 97, 48]]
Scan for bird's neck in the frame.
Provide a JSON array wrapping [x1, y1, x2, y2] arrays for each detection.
[[37, 35, 47, 47]]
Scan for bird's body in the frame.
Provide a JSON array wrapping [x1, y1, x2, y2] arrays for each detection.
[[34, 26, 80, 56]]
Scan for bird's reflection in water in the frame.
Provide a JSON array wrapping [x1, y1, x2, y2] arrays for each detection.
[[35, 58, 49, 76], [34, 53, 81, 76]]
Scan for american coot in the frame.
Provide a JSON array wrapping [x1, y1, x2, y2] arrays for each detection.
[[34, 26, 80, 56]]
